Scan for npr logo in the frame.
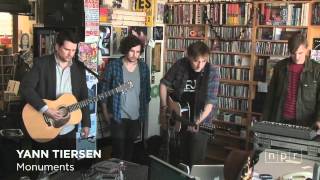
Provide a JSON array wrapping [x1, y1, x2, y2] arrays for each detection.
[[264, 150, 303, 163]]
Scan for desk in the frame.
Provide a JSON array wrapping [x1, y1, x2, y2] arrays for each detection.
[[50, 159, 148, 180]]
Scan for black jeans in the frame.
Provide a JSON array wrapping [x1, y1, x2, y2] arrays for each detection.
[[111, 118, 141, 161], [180, 131, 209, 167], [166, 129, 209, 167]]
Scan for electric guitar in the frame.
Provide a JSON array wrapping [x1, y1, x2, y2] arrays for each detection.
[[22, 81, 133, 143]]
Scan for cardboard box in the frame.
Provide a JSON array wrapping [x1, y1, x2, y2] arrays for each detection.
[[3, 91, 20, 102], [6, 80, 20, 95]]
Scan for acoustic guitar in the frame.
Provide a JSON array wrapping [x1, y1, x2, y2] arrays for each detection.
[[22, 81, 133, 143], [166, 96, 191, 133], [160, 95, 192, 162]]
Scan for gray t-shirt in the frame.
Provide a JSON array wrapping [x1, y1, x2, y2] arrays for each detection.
[[121, 64, 140, 120]]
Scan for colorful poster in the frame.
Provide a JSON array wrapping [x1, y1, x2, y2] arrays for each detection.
[[78, 42, 98, 72], [77, 42, 99, 151], [84, 0, 100, 42], [99, 25, 112, 57], [112, 27, 128, 56]]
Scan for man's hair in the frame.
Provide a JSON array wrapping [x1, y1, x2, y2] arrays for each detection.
[[288, 33, 308, 53], [187, 41, 210, 60], [55, 30, 79, 46], [119, 35, 144, 55]]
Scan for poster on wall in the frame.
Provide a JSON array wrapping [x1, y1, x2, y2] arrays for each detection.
[[128, 26, 148, 45], [77, 42, 99, 151], [84, 0, 100, 42], [156, 0, 166, 24], [112, 27, 128, 56], [78, 42, 98, 72], [99, 25, 112, 57], [311, 38, 320, 63]]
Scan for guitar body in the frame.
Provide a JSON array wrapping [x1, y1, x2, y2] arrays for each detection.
[[167, 96, 190, 132], [22, 93, 82, 143]]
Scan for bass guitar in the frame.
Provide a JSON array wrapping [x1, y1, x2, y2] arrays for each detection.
[[22, 81, 133, 143]]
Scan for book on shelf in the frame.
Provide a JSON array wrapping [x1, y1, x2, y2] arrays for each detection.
[[210, 54, 250, 67], [164, 3, 252, 25], [258, 28, 273, 40], [112, 20, 145, 26], [256, 42, 289, 56], [259, 3, 309, 26], [312, 3, 320, 25], [219, 83, 249, 98]]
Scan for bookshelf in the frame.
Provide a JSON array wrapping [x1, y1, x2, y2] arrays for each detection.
[[164, 1, 254, 161]]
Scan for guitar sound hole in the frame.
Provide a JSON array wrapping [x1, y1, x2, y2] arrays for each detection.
[[58, 107, 69, 117], [51, 106, 70, 128]]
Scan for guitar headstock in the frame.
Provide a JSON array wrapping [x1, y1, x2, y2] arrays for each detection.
[[118, 81, 134, 93]]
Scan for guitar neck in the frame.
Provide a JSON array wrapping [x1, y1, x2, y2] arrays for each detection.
[[67, 88, 121, 112]]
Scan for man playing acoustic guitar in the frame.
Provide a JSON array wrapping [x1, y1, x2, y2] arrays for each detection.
[[20, 30, 90, 166], [159, 41, 220, 166]]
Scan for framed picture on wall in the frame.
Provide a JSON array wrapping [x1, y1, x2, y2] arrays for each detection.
[[99, 25, 112, 57], [112, 26, 128, 56], [153, 26, 163, 40]]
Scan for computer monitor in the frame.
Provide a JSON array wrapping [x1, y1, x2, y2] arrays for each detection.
[[313, 162, 320, 180], [149, 155, 196, 180], [191, 165, 224, 180]]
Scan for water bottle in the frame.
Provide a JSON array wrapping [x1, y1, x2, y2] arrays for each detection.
[[119, 161, 125, 180]]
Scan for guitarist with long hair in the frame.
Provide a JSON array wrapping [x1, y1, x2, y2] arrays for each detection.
[[159, 41, 220, 166], [20, 30, 90, 166]]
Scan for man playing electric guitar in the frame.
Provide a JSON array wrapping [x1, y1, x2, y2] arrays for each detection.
[[159, 41, 220, 166]]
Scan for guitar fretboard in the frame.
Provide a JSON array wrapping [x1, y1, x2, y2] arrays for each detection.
[[67, 82, 131, 112]]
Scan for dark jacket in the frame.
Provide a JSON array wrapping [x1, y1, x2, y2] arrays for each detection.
[[160, 58, 220, 119], [20, 54, 90, 128], [262, 57, 320, 127]]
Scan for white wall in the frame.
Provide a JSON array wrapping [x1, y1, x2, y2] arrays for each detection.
[[145, 25, 165, 138]]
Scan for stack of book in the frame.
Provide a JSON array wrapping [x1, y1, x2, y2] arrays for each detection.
[[111, 9, 146, 26]]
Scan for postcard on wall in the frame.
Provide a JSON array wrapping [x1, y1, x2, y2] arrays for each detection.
[[112, 27, 128, 56], [99, 25, 112, 56]]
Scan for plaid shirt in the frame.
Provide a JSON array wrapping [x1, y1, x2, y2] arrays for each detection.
[[102, 58, 151, 123], [160, 58, 220, 118]]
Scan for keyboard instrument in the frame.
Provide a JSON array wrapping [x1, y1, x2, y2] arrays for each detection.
[[252, 121, 317, 140]]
